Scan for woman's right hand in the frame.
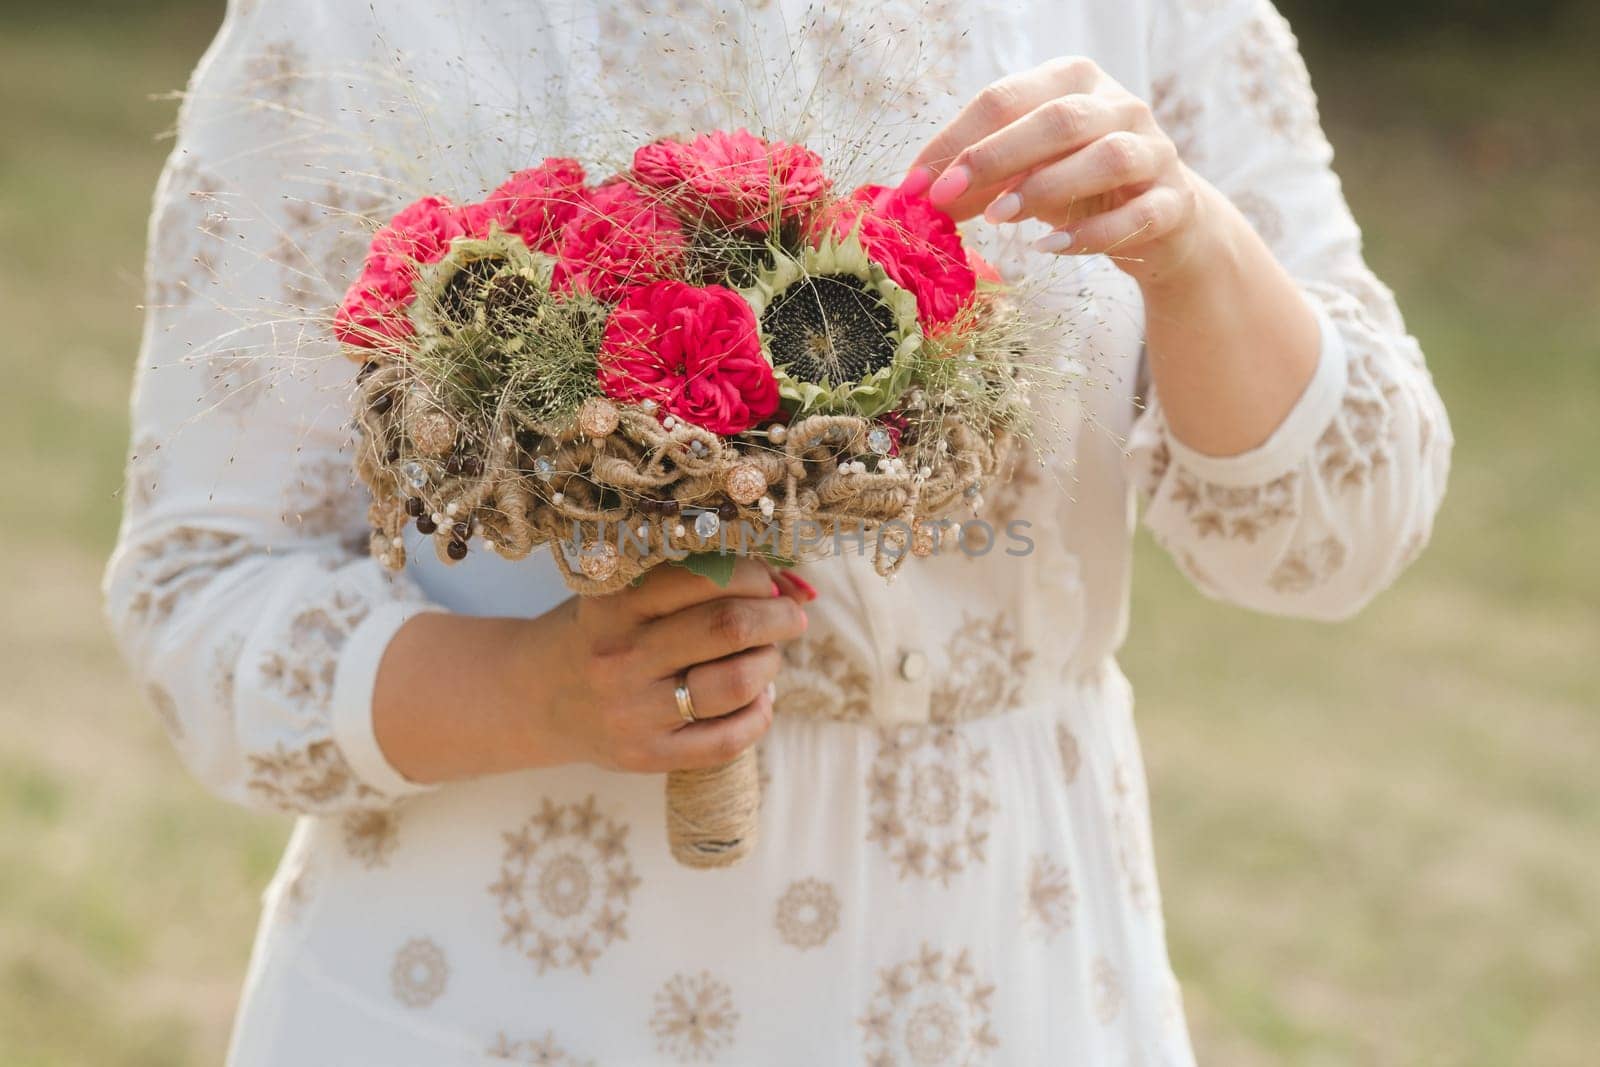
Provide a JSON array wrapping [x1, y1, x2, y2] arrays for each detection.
[[520, 558, 809, 773]]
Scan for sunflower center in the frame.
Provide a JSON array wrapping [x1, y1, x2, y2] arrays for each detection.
[[437, 254, 508, 328], [762, 272, 897, 386], [482, 270, 545, 332]]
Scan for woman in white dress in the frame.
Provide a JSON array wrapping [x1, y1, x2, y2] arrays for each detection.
[[105, 0, 1451, 1063]]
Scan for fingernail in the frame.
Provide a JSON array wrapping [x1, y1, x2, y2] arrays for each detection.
[[785, 573, 819, 601], [898, 166, 935, 198], [984, 192, 1021, 224], [1032, 230, 1075, 254], [770, 580, 782, 598], [928, 164, 969, 205]]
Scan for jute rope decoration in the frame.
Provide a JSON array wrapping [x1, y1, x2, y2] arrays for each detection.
[[336, 136, 1039, 868]]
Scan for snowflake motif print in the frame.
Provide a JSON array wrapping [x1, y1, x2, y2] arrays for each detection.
[[341, 808, 401, 869], [1108, 764, 1159, 915], [1091, 955, 1123, 1025], [487, 1031, 598, 1066], [774, 878, 841, 950], [650, 971, 738, 1062], [391, 937, 448, 1008], [928, 613, 1034, 724], [867, 724, 994, 885], [1022, 855, 1075, 942], [859, 944, 998, 1066], [775, 631, 874, 721], [490, 795, 640, 975]]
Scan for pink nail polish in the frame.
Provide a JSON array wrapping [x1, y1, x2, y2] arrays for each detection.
[[898, 166, 935, 198], [984, 192, 1022, 224], [928, 165, 970, 205]]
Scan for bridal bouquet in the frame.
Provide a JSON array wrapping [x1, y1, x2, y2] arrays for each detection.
[[335, 129, 1034, 866]]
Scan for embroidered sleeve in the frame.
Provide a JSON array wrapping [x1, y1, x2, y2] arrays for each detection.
[[1128, 0, 1452, 620], [102, 2, 442, 814]]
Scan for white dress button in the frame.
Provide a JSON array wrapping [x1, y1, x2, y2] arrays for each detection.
[[897, 650, 927, 682]]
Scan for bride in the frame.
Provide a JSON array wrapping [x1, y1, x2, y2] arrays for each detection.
[[106, 0, 1450, 1062]]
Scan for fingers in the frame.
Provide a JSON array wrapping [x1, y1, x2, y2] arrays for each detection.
[[908, 56, 1101, 181], [661, 688, 776, 772], [622, 556, 776, 620], [634, 595, 807, 676], [1032, 185, 1191, 260], [938, 95, 1146, 222], [676, 645, 782, 723], [996, 130, 1174, 229]]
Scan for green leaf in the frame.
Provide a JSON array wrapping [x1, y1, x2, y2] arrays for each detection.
[[678, 551, 739, 587]]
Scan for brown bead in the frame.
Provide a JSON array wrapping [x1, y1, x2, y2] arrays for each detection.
[[405, 498, 425, 517], [451, 521, 470, 541], [446, 539, 468, 561], [718, 502, 739, 520], [371, 392, 393, 416], [384, 445, 401, 463], [462, 456, 484, 477], [444, 455, 464, 476], [357, 361, 378, 381], [416, 515, 437, 535]]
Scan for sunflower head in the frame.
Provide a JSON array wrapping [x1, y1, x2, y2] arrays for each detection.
[[741, 232, 921, 417], [413, 227, 554, 336]]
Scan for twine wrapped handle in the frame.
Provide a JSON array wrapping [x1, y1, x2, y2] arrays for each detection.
[[665, 748, 761, 868]]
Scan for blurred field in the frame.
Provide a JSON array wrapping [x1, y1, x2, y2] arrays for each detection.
[[1, 7, 1596, 1066]]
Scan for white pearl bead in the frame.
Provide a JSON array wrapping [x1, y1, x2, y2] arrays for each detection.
[[673, 523, 686, 537], [391, 536, 404, 549], [552, 492, 565, 505], [430, 512, 445, 525], [767, 423, 787, 444], [445, 502, 459, 517]]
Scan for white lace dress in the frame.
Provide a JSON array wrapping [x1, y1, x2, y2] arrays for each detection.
[[104, 1, 1452, 1063]]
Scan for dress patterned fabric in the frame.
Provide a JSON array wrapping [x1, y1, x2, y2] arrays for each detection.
[[103, 0, 1451, 1063]]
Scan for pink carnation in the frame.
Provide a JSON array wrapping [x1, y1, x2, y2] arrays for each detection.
[[552, 181, 689, 303], [334, 257, 416, 350], [370, 195, 468, 265], [596, 281, 779, 435], [825, 183, 977, 328], [335, 194, 478, 350], [632, 129, 829, 232], [477, 158, 588, 251]]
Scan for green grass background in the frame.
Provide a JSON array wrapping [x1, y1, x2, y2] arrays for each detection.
[[1, 6, 1596, 1065]]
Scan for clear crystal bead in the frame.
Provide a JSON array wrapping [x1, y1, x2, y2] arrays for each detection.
[[533, 456, 555, 481], [694, 511, 721, 538], [867, 428, 893, 455], [401, 461, 427, 490]]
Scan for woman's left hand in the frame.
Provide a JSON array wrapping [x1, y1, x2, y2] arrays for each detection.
[[906, 57, 1214, 283]]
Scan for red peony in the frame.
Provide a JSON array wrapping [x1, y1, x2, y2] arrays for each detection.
[[825, 183, 977, 328], [476, 157, 588, 251], [552, 181, 690, 303], [596, 281, 779, 435], [632, 129, 830, 232]]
